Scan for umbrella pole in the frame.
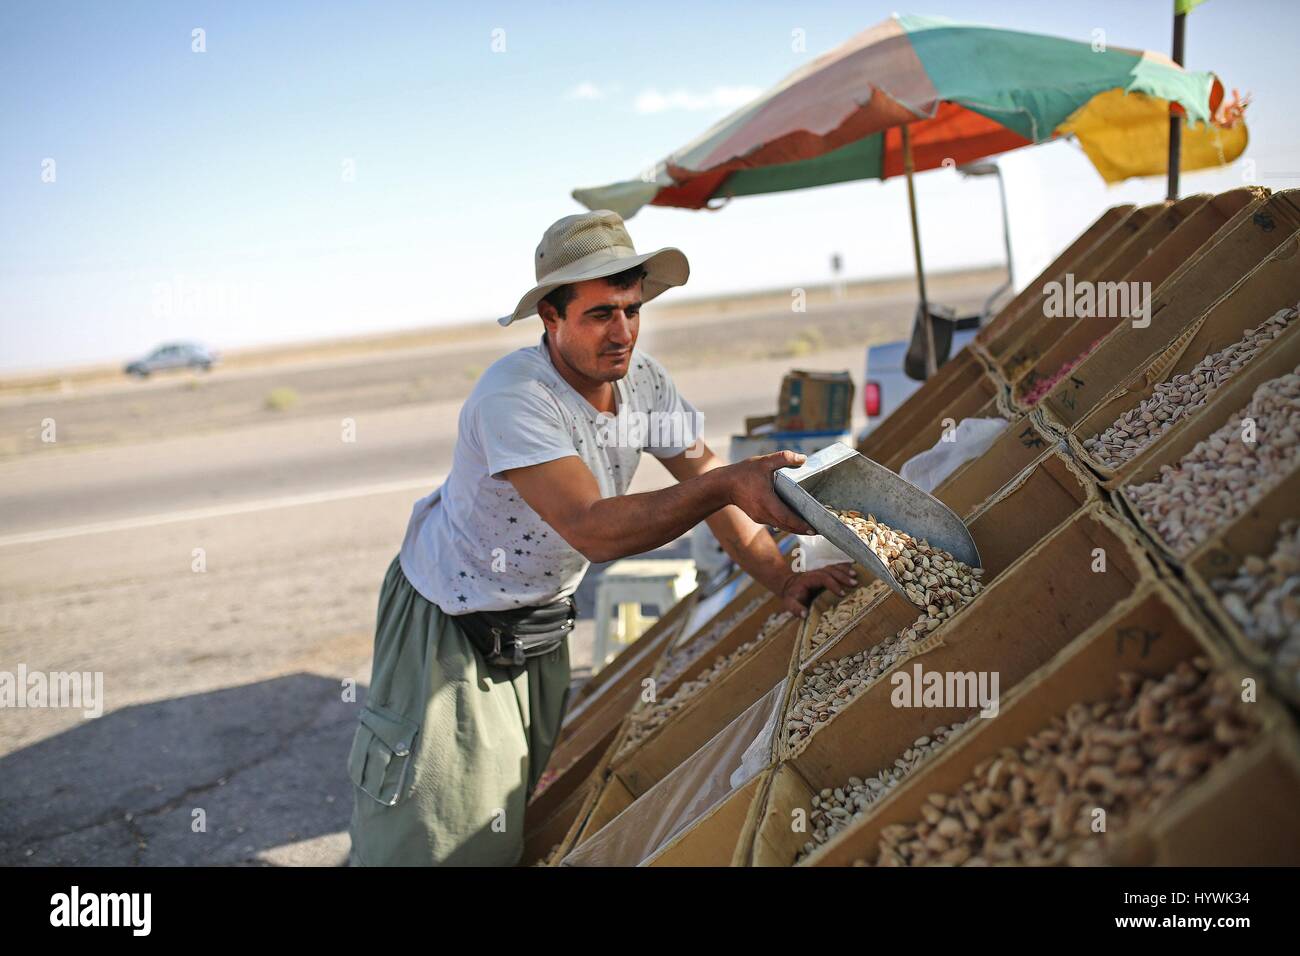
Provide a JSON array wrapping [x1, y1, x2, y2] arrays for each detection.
[[1167, 10, 1187, 201], [902, 124, 936, 377]]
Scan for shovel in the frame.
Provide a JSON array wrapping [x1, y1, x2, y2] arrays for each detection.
[[774, 443, 981, 604]]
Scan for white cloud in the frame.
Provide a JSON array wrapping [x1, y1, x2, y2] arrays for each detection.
[[634, 85, 763, 114], [567, 82, 608, 101]]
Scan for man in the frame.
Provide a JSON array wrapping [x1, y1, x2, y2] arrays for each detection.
[[348, 209, 856, 866]]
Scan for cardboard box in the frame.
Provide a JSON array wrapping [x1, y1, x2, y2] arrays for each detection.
[[743, 414, 777, 436], [1111, 327, 1300, 561], [874, 367, 1005, 474], [1066, 232, 1300, 486], [646, 772, 770, 866], [928, 411, 1057, 520], [564, 587, 693, 713], [1009, 193, 1225, 401], [984, 203, 1164, 362], [606, 613, 800, 800], [524, 590, 695, 846], [792, 582, 1300, 866], [796, 448, 1094, 670], [776, 370, 854, 432], [856, 347, 988, 464], [785, 504, 1155, 751], [522, 771, 599, 865], [1185, 466, 1300, 709], [1017, 189, 1266, 416], [1039, 188, 1300, 433], [977, 203, 1136, 349], [565, 680, 786, 865], [750, 508, 1161, 865], [999, 195, 1210, 391]]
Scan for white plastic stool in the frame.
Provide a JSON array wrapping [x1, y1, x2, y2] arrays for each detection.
[[592, 558, 696, 671]]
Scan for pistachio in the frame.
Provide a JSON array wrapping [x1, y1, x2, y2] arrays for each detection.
[[660, 597, 786, 684], [851, 661, 1260, 866], [1126, 366, 1300, 556], [1210, 517, 1300, 697], [617, 633, 768, 759], [1085, 307, 1296, 468], [793, 717, 979, 863]]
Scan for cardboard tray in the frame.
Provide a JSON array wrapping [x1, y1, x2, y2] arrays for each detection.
[[856, 347, 984, 464], [1037, 188, 1300, 435], [1066, 231, 1300, 487], [927, 411, 1059, 521], [1002, 195, 1211, 393], [976, 203, 1137, 352], [1183, 465, 1300, 709], [795, 448, 1096, 678], [795, 581, 1300, 866], [782, 503, 1159, 761], [1110, 327, 1300, 564], [984, 202, 1164, 364]]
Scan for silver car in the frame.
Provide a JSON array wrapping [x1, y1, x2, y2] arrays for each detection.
[[124, 342, 217, 378]]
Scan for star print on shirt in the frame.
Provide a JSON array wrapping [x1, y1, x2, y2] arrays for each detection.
[[508, 517, 517, 524]]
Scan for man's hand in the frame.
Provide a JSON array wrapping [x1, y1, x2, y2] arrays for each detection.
[[779, 563, 859, 619], [726, 451, 816, 536]]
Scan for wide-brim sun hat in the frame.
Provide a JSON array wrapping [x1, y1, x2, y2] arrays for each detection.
[[498, 209, 689, 326]]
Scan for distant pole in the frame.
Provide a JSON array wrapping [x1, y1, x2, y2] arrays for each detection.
[[902, 124, 936, 378], [1167, 10, 1187, 201]]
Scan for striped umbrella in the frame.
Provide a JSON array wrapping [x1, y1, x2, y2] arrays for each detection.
[[572, 13, 1247, 375]]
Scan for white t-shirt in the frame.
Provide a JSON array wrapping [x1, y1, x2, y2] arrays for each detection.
[[399, 332, 704, 614]]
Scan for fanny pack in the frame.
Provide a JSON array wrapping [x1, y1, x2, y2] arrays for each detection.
[[455, 596, 577, 668]]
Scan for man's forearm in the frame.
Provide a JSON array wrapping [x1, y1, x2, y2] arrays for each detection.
[[704, 504, 792, 595], [576, 466, 734, 562]]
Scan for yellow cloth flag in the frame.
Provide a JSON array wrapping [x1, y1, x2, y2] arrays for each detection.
[[1058, 87, 1247, 184]]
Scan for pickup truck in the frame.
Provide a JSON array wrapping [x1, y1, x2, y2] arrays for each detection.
[[856, 322, 982, 445]]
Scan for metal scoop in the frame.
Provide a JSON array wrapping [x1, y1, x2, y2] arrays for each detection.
[[773, 443, 981, 604]]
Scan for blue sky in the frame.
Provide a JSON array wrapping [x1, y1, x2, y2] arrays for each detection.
[[2, 0, 1298, 371]]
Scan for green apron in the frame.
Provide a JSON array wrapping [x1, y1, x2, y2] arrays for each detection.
[[348, 555, 571, 866]]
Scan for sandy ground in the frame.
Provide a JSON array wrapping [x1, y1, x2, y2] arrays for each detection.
[[0, 268, 998, 866]]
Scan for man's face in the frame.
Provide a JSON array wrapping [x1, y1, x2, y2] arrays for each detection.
[[540, 277, 641, 383]]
